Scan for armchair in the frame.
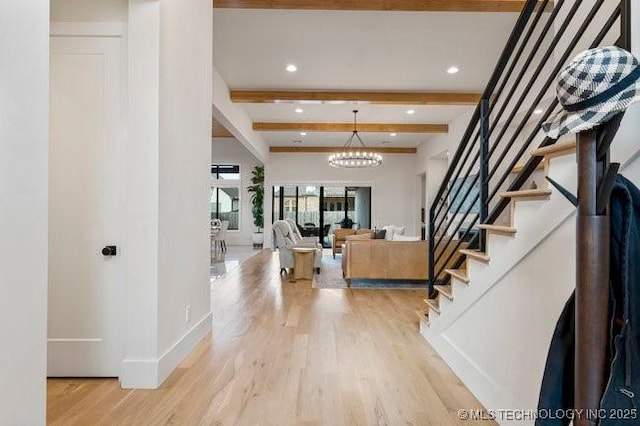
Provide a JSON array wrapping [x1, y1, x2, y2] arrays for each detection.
[[285, 218, 322, 250], [273, 220, 322, 274], [332, 228, 373, 258]]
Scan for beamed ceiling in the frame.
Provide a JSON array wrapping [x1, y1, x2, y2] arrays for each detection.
[[212, 1, 534, 149]]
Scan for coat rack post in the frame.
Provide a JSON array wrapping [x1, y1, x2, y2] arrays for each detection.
[[574, 128, 610, 426]]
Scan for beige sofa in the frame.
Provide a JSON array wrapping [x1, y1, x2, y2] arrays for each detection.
[[341, 239, 428, 285], [341, 239, 466, 285]]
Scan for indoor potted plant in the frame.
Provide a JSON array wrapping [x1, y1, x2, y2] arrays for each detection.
[[247, 165, 264, 248]]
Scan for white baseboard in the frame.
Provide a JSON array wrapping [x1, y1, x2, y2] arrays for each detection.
[[120, 358, 158, 389], [420, 323, 531, 426], [120, 311, 212, 389], [157, 312, 212, 385]]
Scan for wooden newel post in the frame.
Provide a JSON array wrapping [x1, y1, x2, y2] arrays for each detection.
[[574, 129, 610, 425]]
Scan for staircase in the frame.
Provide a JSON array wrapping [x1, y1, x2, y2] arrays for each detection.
[[419, 139, 577, 330], [419, 0, 635, 421]]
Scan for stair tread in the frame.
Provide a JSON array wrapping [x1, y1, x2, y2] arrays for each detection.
[[424, 298, 441, 314], [434, 284, 454, 300], [511, 162, 545, 174], [459, 248, 490, 262], [531, 139, 576, 158], [477, 224, 517, 234], [500, 188, 552, 199], [444, 268, 470, 284]]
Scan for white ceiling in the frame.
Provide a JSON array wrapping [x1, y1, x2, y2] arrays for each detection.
[[213, 9, 520, 147]]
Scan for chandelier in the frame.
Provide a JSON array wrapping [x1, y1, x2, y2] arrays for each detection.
[[328, 110, 383, 168]]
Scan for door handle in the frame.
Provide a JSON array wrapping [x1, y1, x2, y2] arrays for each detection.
[[102, 246, 117, 256]]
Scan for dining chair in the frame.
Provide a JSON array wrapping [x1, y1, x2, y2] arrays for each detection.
[[212, 220, 229, 253]]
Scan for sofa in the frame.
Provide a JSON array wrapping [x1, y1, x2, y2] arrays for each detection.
[[342, 239, 427, 284], [341, 239, 466, 285], [332, 228, 373, 258]]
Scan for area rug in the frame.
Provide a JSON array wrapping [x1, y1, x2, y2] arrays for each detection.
[[313, 250, 429, 290]]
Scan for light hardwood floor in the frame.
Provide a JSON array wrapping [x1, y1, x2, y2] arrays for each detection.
[[48, 249, 494, 425]]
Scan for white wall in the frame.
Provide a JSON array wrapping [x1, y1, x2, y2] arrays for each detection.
[[417, 109, 473, 176], [417, 109, 473, 238], [444, 216, 576, 419], [121, 0, 213, 388], [51, 0, 127, 21], [425, 155, 448, 234], [212, 67, 269, 163], [122, 0, 161, 387], [212, 137, 262, 245], [157, 0, 213, 382], [0, 1, 49, 423], [265, 153, 418, 246]]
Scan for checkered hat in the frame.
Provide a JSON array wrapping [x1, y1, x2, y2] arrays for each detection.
[[542, 46, 640, 139]]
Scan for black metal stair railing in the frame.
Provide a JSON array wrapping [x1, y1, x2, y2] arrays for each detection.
[[428, 0, 629, 295]]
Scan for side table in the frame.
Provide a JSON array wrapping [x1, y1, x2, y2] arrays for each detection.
[[293, 247, 315, 281]]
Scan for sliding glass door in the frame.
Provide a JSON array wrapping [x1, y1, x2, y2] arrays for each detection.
[[282, 186, 297, 222], [350, 187, 371, 231], [273, 184, 371, 247], [297, 185, 320, 237], [322, 186, 347, 246]]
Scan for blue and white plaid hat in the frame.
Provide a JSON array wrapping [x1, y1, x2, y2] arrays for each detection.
[[542, 46, 640, 139]]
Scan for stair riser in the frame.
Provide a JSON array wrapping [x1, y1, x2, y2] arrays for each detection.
[[510, 196, 552, 229], [439, 295, 453, 312], [435, 286, 454, 300], [546, 154, 578, 194]]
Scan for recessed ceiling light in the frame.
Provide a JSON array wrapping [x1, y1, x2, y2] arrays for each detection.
[[300, 132, 307, 136], [286, 64, 298, 72], [534, 108, 543, 115], [295, 108, 303, 113], [406, 109, 416, 115], [390, 133, 397, 137], [447, 66, 459, 74]]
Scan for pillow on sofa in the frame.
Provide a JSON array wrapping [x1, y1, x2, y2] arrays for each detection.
[[392, 226, 406, 236], [345, 233, 372, 241], [373, 229, 386, 239], [382, 225, 395, 241], [392, 234, 420, 241]]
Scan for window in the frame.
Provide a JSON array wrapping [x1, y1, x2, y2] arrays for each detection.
[[211, 164, 241, 230], [283, 186, 297, 222], [211, 164, 240, 180], [210, 187, 239, 230]]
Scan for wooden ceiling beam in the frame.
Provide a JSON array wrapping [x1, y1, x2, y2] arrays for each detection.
[[253, 122, 447, 133], [230, 90, 481, 105], [270, 146, 417, 154], [213, 1, 535, 13]]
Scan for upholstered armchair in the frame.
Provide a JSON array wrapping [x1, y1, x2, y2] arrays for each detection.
[[273, 220, 322, 274], [284, 218, 322, 250]]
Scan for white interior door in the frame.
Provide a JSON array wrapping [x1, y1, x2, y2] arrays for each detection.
[[48, 36, 124, 377]]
